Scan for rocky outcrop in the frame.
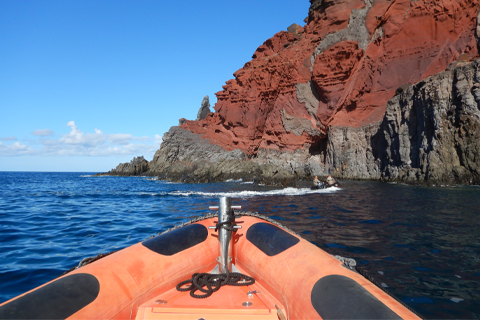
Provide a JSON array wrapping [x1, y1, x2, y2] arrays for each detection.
[[145, 126, 299, 185], [100, 156, 150, 176], [196, 96, 211, 121], [102, 0, 480, 185], [150, 126, 245, 170], [287, 23, 304, 35]]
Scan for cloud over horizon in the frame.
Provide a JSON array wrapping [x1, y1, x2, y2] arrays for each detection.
[[31, 129, 54, 136], [0, 121, 162, 159], [0, 136, 18, 141], [0, 141, 35, 156]]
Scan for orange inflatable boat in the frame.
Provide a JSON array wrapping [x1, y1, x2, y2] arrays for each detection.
[[0, 197, 421, 320]]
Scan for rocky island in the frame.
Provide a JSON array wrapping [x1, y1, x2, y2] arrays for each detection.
[[101, 0, 480, 186]]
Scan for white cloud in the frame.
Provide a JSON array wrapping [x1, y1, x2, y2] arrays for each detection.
[[155, 134, 163, 145], [31, 129, 54, 136], [0, 121, 162, 158], [0, 136, 18, 141], [109, 133, 133, 145], [132, 136, 151, 142], [0, 141, 35, 156]]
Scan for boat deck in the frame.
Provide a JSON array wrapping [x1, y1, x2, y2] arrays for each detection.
[[135, 275, 284, 320]]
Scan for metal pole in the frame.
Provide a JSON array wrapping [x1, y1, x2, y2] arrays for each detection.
[[218, 197, 233, 274]]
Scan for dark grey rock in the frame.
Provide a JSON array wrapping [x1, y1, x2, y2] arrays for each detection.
[[308, 0, 324, 22], [287, 23, 302, 35], [310, 0, 373, 68], [309, 0, 323, 11], [99, 156, 150, 176], [196, 96, 211, 121], [330, 59, 480, 185], [295, 81, 323, 128], [281, 109, 323, 137], [144, 127, 302, 186], [395, 84, 410, 96]]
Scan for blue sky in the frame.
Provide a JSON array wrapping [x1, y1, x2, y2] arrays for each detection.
[[0, 0, 309, 172]]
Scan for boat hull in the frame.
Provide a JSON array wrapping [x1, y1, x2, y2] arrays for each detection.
[[0, 214, 420, 319]]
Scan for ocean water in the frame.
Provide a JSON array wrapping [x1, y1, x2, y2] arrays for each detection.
[[0, 172, 479, 319]]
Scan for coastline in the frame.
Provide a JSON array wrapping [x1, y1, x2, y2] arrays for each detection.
[[98, 60, 480, 187]]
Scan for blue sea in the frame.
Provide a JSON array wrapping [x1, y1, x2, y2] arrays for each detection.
[[0, 172, 479, 319]]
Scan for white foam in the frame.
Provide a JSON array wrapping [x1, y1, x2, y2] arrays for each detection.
[[80, 175, 93, 177], [225, 178, 243, 182], [168, 186, 340, 198], [139, 192, 168, 196]]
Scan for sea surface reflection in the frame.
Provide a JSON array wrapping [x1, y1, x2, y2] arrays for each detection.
[[238, 181, 480, 319], [0, 173, 479, 318]]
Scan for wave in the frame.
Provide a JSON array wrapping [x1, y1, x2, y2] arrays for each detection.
[[139, 192, 168, 196], [167, 186, 340, 198]]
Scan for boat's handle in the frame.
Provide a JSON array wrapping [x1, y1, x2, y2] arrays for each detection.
[[208, 225, 241, 229], [209, 205, 242, 210]]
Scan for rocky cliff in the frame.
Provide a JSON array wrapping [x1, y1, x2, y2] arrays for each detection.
[[328, 59, 480, 185], [104, 0, 480, 185], [181, 0, 479, 153]]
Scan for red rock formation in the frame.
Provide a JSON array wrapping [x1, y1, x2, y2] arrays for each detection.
[[181, 0, 479, 155]]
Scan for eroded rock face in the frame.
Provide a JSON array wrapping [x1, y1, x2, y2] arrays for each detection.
[[375, 60, 480, 184], [180, 0, 478, 158], [321, 59, 480, 185], [145, 59, 480, 185], [150, 126, 245, 172], [147, 126, 299, 185], [104, 0, 480, 185]]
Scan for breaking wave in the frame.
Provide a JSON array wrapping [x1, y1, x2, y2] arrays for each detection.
[[167, 186, 340, 198]]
